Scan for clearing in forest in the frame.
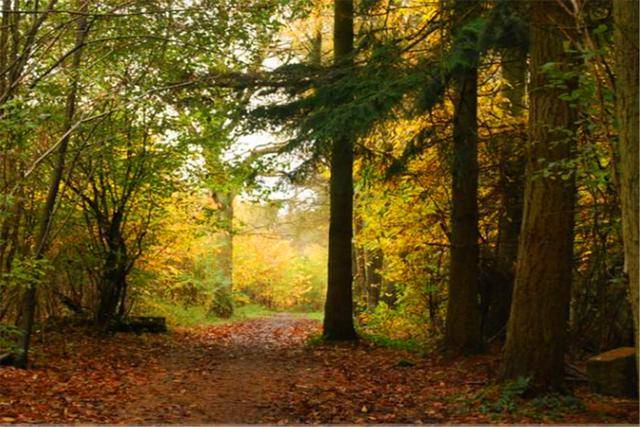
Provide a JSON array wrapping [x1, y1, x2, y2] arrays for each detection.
[[0, 315, 637, 424]]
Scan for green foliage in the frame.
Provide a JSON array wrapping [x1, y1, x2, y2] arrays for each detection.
[[304, 331, 325, 347], [208, 289, 234, 319], [3, 257, 51, 291], [359, 330, 427, 355], [474, 377, 588, 421], [0, 323, 22, 354], [138, 298, 279, 327]]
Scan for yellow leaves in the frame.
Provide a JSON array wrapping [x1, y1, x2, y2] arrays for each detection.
[[234, 234, 325, 310]]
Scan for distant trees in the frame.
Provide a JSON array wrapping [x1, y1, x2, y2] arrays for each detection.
[[207, 191, 236, 318]]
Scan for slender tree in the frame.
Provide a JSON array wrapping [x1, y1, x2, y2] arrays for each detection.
[[613, 0, 639, 369], [13, 0, 89, 367], [444, 0, 483, 354], [323, 0, 357, 340], [500, 1, 578, 389]]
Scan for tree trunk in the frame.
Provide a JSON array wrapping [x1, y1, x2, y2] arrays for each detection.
[[500, 2, 577, 389], [96, 225, 128, 330], [323, 0, 357, 340], [352, 212, 367, 308], [444, 0, 483, 354], [365, 249, 383, 310], [613, 0, 639, 373], [0, 0, 15, 278], [12, 1, 88, 367], [379, 255, 397, 307], [495, 48, 527, 277], [484, 47, 527, 340], [209, 191, 234, 318], [309, 0, 323, 66]]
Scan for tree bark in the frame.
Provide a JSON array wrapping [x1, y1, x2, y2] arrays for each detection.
[[500, 1, 577, 389], [444, 0, 483, 354], [95, 213, 128, 330], [613, 0, 639, 373], [323, 0, 357, 340]]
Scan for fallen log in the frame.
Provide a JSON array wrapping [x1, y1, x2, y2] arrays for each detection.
[[111, 317, 167, 334]]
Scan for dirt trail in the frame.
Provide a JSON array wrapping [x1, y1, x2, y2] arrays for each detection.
[[2, 315, 637, 424], [120, 314, 321, 424]]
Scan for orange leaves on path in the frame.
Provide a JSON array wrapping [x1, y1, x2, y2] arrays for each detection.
[[0, 316, 638, 424]]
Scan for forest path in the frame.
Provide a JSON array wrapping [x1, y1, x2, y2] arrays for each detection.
[[2, 315, 637, 424], [120, 314, 322, 423]]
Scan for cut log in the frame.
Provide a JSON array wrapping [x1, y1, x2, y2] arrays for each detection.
[[112, 317, 167, 333], [586, 347, 638, 397], [0, 353, 13, 366]]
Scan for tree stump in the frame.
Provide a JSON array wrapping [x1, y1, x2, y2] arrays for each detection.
[[586, 347, 638, 397]]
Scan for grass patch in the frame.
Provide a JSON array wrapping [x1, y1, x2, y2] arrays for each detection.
[[140, 299, 216, 327], [359, 330, 428, 355], [231, 304, 278, 321], [289, 311, 324, 322], [304, 331, 325, 347], [140, 298, 322, 327]]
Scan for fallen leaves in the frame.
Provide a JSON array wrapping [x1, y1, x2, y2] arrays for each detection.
[[0, 316, 637, 424]]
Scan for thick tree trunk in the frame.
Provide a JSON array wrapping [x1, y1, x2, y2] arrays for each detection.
[[613, 0, 639, 373], [323, 0, 357, 340], [95, 211, 128, 330], [444, 0, 483, 354], [13, 1, 88, 367], [500, 2, 577, 389]]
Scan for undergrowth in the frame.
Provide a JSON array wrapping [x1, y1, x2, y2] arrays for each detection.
[[473, 378, 586, 421]]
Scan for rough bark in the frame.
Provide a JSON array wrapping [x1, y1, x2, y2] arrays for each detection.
[[500, 1, 577, 389], [323, 0, 357, 340], [613, 0, 639, 374], [444, 0, 483, 354]]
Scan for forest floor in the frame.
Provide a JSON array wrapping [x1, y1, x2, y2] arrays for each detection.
[[0, 314, 638, 424]]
